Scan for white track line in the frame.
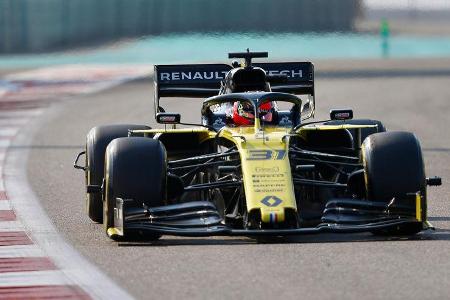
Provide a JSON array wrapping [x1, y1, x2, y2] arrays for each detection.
[[0, 127, 19, 136], [0, 140, 11, 148], [0, 119, 29, 126], [0, 110, 43, 118], [0, 66, 151, 299], [0, 201, 11, 210], [0, 221, 24, 231], [5, 101, 132, 300], [0, 270, 71, 287], [0, 244, 44, 258], [0, 165, 3, 188]]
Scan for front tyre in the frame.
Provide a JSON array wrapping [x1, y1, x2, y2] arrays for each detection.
[[85, 124, 150, 223], [362, 131, 426, 235], [104, 137, 166, 240]]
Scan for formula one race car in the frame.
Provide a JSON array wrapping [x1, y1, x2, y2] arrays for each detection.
[[74, 50, 441, 240]]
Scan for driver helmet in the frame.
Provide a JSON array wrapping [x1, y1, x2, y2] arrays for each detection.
[[232, 101, 273, 126]]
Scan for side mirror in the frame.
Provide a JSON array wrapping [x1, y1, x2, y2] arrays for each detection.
[[330, 109, 353, 120], [156, 113, 181, 124]]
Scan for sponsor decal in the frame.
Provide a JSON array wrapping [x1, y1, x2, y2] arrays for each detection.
[[247, 149, 286, 160], [278, 116, 292, 126], [335, 112, 350, 119], [159, 71, 229, 81], [252, 172, 285, 193], [267, 69, 303, 78], [330, 109, 353, 120], [159, 68, 304, 81], [213, 117, 225, 127], [255, 166, 279, 173], [160, 116, 177, 122], [157, 113, 180, 124], [260, 195, 283, 207]]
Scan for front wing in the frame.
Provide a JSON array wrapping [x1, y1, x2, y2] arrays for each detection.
[[108, 193, 432, 239]]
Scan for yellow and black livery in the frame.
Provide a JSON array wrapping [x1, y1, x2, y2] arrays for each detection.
[[74, 50, 441, 240]]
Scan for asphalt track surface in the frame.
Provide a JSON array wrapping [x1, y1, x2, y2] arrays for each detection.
[[25, 63, 450, 299]]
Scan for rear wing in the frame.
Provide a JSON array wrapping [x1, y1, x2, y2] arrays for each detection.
[[154, 62, 314, 116]]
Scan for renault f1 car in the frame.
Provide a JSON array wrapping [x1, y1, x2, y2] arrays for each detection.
[[74, 50, 441, 240]]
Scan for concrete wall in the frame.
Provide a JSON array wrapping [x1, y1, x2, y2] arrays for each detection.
[[0, 0, 359, 53]]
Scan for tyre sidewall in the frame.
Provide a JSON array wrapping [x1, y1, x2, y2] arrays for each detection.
[[103, 137, 167, 232], [362, 131, 427, 231], [85, 124, 150, 222]]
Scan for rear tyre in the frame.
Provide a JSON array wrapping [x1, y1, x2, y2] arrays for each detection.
[[85, 124, 150, 223], [362, 131, 426, 235], [104, 137, 166, 240]]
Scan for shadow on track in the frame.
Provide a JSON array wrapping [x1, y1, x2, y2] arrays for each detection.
[[428, 216, 450, 221], [116, 229, 445, 247], [422, 148, 450, 153]]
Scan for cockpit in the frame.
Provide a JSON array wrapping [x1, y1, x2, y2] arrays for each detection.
[[201, 92, 302, 130]]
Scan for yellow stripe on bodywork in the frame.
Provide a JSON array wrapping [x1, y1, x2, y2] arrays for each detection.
[[131, 127, 212, 134], [416, 192, 422, 222], [423, 221, 434, 230], [107, 227, 122, 238], [298, 124, 378, 131]]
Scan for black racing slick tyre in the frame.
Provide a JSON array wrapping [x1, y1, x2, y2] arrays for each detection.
[[104, 137, 166, 240], [362, 131, 426, 235], [85, 124, 150, 223], [325, 119, 386, 143]]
